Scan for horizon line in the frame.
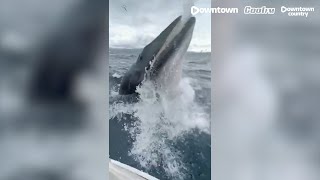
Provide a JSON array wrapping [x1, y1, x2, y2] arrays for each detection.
[[109, 47, 211, 53]]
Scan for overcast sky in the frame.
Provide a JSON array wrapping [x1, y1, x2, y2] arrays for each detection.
[[109, 0, 211, 52]]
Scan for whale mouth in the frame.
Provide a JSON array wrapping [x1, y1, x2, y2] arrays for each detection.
[[147, 16, 196, 77]]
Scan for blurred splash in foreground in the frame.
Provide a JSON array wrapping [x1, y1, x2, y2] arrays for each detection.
[[213, 0, 320, 180], [0, 0, 107, 179]]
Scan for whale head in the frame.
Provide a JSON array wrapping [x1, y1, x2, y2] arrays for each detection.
[[119, 16, 196, 95]]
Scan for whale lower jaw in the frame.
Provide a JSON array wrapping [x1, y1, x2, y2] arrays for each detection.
[[147, 18, 195, 94]]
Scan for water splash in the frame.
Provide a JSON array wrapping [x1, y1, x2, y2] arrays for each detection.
[[127, 77, 209, 178]]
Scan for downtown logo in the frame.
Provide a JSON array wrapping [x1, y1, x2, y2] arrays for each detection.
[[281, 6, 315, 17]]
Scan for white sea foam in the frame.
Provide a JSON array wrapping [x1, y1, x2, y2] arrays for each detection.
[[118, 77, 210, 178], [112, 73, 122, 78]]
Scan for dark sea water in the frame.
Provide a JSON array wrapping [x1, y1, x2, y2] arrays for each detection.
[[109, 48, 211, 180]]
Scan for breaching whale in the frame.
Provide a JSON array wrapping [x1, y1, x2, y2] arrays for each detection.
[[118, 16, 196, 96]]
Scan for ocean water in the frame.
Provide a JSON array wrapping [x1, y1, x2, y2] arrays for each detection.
[[109, 48, 211, 180]]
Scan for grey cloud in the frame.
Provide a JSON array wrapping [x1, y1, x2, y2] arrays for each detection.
[[110, 0, 211, 51]]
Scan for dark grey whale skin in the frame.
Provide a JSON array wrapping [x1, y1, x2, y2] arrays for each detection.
[[118, 16, 196, 95]]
